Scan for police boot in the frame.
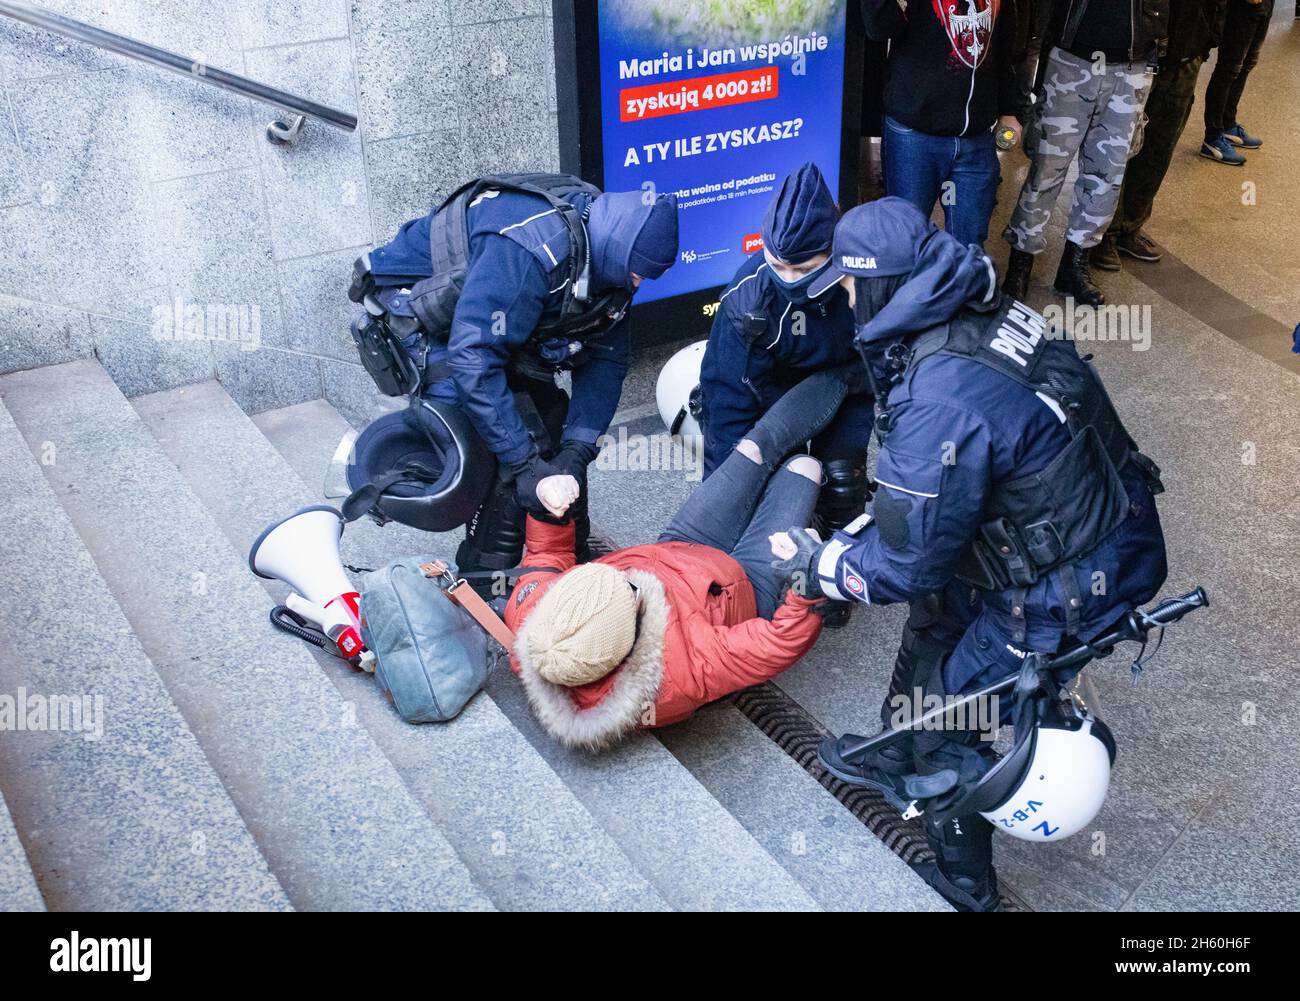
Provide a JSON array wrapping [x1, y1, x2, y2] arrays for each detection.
[[816, 618, 952, 806], [455, 477, 526, 599], [1002, 248, 1034, 301], [918, 812, 1000, 912], [1054, 240, 1105, 307], [814, 458, 870, 629]]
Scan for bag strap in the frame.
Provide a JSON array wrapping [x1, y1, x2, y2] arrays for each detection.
[[447, 579, 518, 650], [420, 560, 562, 652]]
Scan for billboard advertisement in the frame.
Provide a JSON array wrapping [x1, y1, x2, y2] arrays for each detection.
[[594, 1, 849, 304]]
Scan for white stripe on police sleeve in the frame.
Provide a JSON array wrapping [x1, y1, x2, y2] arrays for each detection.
[[816, 537, 850, 602]]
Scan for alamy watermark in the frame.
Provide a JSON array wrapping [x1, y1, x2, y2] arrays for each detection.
[[1042, 297, 1151, 352], [595, 426, 704, 482], [887, 687, 1001, 742], [0, 688, 104, 742], [151, 296, 262, 351]]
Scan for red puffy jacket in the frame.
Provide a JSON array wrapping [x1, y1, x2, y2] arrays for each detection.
[[506, 516, 823, 750]]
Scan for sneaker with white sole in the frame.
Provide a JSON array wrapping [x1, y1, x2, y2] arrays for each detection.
[[1200, 135, 1246, 165], [1223, 123, 1263, 149]]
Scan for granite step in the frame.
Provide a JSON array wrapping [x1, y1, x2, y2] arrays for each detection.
[[0, 360, 490, 912], [139, 380, 665, 911], [258, 395, 820, 910], [0, 396, 287, 911], [656, 700, 949, 911], [0, 783, 45, 911]]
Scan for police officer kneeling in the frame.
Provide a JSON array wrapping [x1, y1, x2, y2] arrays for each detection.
[[346, 173, 678, 577], [773, 199, 1168, 911]]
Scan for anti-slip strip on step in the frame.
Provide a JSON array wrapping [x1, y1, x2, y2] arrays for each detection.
[[730, 682, 1032, 913]]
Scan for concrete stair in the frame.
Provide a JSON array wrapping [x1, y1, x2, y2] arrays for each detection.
[[0, 396, 286, 911], [0, 357, 945, 911], [0, 361, 489, 912], [0, 789, 44, 911], [133, 380, 664, 912]]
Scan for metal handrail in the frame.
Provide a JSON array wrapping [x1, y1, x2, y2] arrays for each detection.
[[0, 0, 358, 143]]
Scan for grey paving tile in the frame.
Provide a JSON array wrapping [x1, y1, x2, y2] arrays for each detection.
[[238, 0, 351, 49], [350, 0, 456, 142], [150, 167, 285, 363], [366, 130, 459, 243], [0, 295, 93, 374], [453, 18, 555, 174], [0, 12, 116, 83], [4, 72, 166, 313], [319, 352, 396, 427], [0, 92, 29, 208], [213, 342, 323, 413], [244, 40, 372, 260], [117, 63, 260, 181], [448, 0, 543, 23], [277, 247, 366, 362], [89, 313, 217, 397]]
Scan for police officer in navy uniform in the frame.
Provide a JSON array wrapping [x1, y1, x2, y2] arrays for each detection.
[[699, 163, 874, 603], [772, 198, 1168, 911], [350, 175, 679, 575]]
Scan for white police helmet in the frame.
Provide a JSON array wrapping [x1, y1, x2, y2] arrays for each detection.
[[656, 339, 708, 440], [965, 698, 1116, 843]]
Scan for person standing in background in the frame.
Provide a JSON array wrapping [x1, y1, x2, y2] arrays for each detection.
[[1094, 0, 1226, 269], [1199, 0, 1272, 165], [860, 0, 1023, 249], [1001, 0, 1168, 307]]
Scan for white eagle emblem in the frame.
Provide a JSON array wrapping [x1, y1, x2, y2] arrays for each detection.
[[933, 0, 998, 69]]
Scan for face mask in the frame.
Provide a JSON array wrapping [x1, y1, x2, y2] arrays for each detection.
[[769, 257, 832, 305]]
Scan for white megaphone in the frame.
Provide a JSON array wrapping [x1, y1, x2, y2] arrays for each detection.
[[248, 506, 364, 662]]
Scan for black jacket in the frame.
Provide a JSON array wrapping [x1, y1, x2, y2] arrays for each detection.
[[860, 0, 1021, 137], [1048, 0, 1171, 64], [1163, 0, 1226, 63]]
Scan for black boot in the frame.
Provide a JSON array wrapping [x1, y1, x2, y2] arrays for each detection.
[[1091, 232, 1121, 272], [1054, 240, 1106, 306], [455, 476, 526, 598], [919, 812, 1000, 912], [814, 457, 870, 629], [1002, 248, 1034, 300]]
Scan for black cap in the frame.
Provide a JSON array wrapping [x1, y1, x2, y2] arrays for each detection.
[[806, 197, 934, 297]]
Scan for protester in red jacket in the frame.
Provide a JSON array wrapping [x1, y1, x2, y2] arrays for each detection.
[[504, 367, 857, 750]]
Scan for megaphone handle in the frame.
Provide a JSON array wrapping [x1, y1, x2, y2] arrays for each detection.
[[447, 580, 517, 651]]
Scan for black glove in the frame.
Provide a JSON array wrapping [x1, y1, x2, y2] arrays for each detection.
[[509, 455, 568, 518], [771, 527, 826, 599], [549, 440, 601, 479]]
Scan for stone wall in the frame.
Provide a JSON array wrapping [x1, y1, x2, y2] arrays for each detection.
[[0, 0, 559, 423]]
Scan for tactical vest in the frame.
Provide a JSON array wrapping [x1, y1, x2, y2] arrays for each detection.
[[884, 297, 1163, 632], [352, 174, 632, 397], [410, 173, 631, 355]]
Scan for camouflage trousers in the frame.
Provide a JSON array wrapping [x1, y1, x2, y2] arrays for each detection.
[[1004, 47, 1155, 253]]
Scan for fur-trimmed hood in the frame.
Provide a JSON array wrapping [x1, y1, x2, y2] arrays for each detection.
[[514, 569, 669, 752]]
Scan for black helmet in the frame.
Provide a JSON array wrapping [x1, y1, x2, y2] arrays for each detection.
[[343, 399, 495, 532]]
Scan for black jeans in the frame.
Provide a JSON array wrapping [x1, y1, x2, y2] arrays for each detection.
[[1110, 55, 1205, 237], [659, 368, 851, 618], [1203, 0, 1273, 140]]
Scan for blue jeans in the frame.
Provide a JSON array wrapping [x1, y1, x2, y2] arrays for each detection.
[[882, 116, 1001, 248], [659, 453, 820, 620], [659, 368, 849, 618]]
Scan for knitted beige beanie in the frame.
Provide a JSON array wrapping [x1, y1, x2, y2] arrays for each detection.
[[523, 562, 638, 687]]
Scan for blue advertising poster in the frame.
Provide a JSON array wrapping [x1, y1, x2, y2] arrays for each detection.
[[596, 1, 847, 304]]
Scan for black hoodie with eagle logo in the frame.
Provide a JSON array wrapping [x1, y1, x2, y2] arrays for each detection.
[[861, 0, 1021, 137]]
